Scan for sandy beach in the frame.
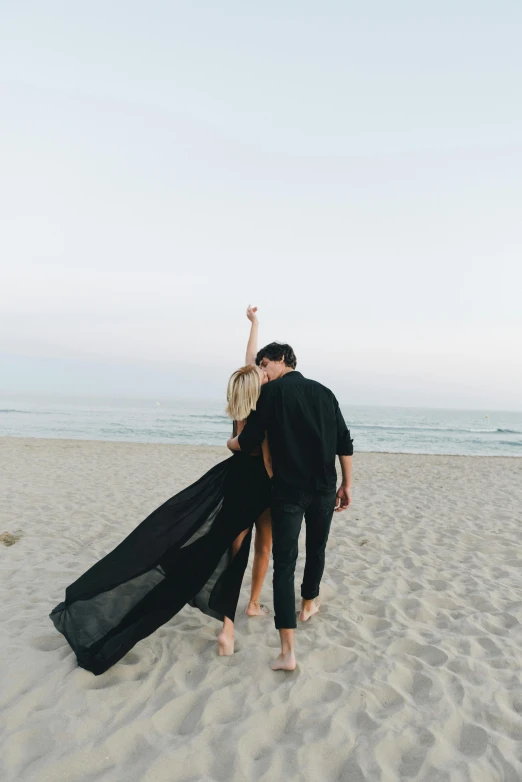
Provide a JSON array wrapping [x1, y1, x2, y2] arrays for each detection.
[[1, 437, 522, 782]]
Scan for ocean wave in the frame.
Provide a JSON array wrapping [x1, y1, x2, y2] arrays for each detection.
[[154, 416, 229, 425], [355, 423, 521, 435], [100, 426, 169, 436], [187, 413, 228, 421], [0, 408, 54, 415], [160, 414, 229, 423]]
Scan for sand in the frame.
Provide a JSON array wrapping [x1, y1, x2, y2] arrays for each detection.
[[1, 437, 522, 782]]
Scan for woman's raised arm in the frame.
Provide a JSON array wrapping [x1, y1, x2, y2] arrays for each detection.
[[245, 305, 259, 365]]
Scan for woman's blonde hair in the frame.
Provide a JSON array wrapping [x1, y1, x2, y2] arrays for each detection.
[[226, 365, 263, 422]]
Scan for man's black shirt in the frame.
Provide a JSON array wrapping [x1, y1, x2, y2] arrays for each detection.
[[238, 371, 353, 493]]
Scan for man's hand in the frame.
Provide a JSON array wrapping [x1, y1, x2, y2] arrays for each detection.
[[335, 484, 352, 512]]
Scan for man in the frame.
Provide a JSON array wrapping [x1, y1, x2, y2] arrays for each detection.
[[227, 342, 353, 671]]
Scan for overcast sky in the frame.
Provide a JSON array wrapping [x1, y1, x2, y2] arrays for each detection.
[[1, 1, 521, 409]]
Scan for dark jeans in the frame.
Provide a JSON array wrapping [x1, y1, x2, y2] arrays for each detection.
[[271, 486, 337, 629]]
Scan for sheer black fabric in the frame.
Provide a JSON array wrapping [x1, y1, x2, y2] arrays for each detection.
[[50, 453, 270, 675]]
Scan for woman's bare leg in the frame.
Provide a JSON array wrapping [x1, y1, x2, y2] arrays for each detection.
[[217, 527, 250, 655], [246, 508, 272, 616]]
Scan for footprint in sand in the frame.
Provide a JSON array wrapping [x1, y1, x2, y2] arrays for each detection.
[[30, 635, 68, 652], [411, 672, 434, 705], [337, 756, 366, 782], [398, 728, 435, 777], [292, 679, 344, 708], [459, 723, 488, 757], [390, 639, 449, 667]]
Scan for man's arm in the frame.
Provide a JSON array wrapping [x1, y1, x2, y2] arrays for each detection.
[[227, 390, 271, 453], [236, 406, 267, 454], [227, 420, 244, 452], [335, 454, 352, 511], [333, 395, 353, 511], [334, 397, 353, 457]]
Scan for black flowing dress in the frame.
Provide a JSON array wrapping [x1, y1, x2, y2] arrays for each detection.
[[50, 439, 271, 675]]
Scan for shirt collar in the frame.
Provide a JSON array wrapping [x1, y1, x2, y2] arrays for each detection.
[[277, 370, 302, 382]]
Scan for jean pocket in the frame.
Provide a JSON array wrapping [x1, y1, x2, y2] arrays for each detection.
[[272, 486, 300, 503]]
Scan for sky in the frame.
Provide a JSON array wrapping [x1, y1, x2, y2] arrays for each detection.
[[1, 1, 521, 409]]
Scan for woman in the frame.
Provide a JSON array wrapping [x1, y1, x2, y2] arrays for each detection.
[[50, 306, 272, 674], [233, 306, 273, 620], [217, 305, 273, 655]]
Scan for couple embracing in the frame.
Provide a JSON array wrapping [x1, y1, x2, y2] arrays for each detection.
[[50, 307, 353, 673]]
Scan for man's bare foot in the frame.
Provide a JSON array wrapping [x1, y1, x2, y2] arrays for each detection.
[[299, 598, 320, 622], [217, 631, 234, 656], [246, 600, 270, 617], [271, 650, 297, 671]]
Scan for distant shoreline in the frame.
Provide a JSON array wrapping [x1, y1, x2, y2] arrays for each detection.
[[2, 391, 521, 414]]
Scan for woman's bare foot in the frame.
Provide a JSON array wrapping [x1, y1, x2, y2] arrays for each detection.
[[246, 600, 270, 617], [217, 630, 234, 656], [299, 597, 320, 622], [271, 650, 297, 671]]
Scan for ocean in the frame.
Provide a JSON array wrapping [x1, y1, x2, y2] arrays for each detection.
[[1, 393, 521, 457]]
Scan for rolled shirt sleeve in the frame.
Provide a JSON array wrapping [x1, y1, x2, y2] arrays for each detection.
[[334, 397, 354, 456]]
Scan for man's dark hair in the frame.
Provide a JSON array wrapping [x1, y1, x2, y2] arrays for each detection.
[[256, 342, 297, 369]]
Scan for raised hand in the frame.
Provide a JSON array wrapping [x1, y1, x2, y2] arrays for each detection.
[[246, 305, 259, 323]]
